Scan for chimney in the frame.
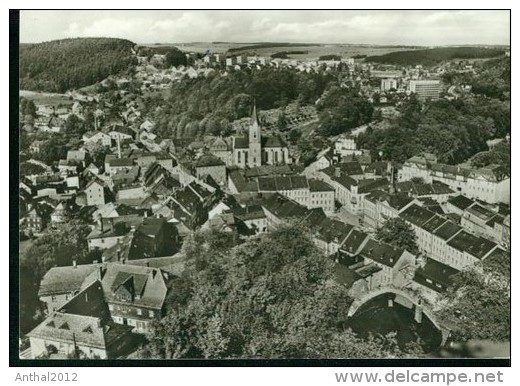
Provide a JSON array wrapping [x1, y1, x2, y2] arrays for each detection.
[[98, 266, 105, 280], [116, 248, 121, 262], [72, 259, 77, 268], [146, 261, 150, 267], [152, 269, 157, 279]]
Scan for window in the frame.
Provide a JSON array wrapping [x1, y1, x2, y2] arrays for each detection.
[[108, 304, 114, 311], [51, 295, 57, 302], [137, 308, 142, 316]]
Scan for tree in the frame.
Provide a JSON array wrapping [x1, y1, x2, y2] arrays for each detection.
[[20, 219, 92, 333], [141, 225, 424, 359], [64, 114, 86, 136], [165, 49, 188, 67], [316, 86, 373, 137], [439, 261, 510, 342], [376, 217, 419, 254]]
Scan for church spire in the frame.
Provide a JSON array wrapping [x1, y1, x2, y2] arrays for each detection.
[[251, 101, 259, 126]]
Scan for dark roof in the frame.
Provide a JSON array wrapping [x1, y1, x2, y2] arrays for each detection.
[[400, 204, 435, 227], [364, 161, 389, 175], [314, 218, 353, 244], [414, 258, 459, 293], [232, 205, 266, 221], [466, 204, 496, 221], [28, 281, 133, 350], [420, 215, 447, 233], [432, 221, 462, 240], [257, 175, 309, 192], [244, 164, 294, 178], [358, 178, 390, 194], [261, 194, 309, 219], [262, 135, 287, 148], [341, 229, 369, 255], [196, 155, 226, 168], [109, 158, 134, 167], [322, 162, 363, 178], [234, 136, 249, 149], [447, 231, 497, 259], [448, 195, 475, 211], [137, 217, 166, 237], [486, 214, 505, 227], [83, 264, 170, 310], [332, 174, 358, 190], [308, 179, 335, 192], [360, 238, 406, 268]]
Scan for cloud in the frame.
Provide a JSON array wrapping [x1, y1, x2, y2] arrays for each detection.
[[20, 10, 510, 45]]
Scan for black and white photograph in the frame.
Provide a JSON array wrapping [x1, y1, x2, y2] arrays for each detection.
[[12, 9, 510, 365]]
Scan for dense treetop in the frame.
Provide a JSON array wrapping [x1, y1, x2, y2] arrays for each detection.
[[20, 38, 137, 92], [140, 225, 423, 359], [365, 47, 505, 66]]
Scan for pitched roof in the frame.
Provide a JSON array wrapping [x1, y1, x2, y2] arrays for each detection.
[[29, 281, 133, 350], [420, 214, 447, 233], [414, 258, 459, 293], [234, 136, 249, 149], [261, 194, 309, 219], [38, 264, 99, 297], [83, 263, 169, 310], [448, 194, 475, 210], [308, 179, 335, 192], [360, 238, 407, 268], [262, 135, 287, 148], [447, 231, 497, 259], [400, 204, 436, 227], [196, 155, 226, 168], [109, 158, 134, 167], [341, 229, 369, 255], [432, 221, 462, 241], [232, 205, 266, 221], [314, 218, 353, 244]]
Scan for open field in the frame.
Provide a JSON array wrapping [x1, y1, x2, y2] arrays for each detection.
[[19, 90, 73, 106], [142, 42, 425, 60]]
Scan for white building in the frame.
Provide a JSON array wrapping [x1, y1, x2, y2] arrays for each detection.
[[398, 155, 510, 204]]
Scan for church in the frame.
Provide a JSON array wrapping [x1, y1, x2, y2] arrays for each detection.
[[210, 105, 291, 169]]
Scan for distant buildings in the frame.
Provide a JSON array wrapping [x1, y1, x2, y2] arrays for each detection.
[[409, 80, 441, 100], [381, 78, 398, 92]]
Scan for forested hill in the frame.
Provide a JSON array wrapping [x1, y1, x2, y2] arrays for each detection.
[[365, 46, 505, 66], [20, 38, 137, 93]]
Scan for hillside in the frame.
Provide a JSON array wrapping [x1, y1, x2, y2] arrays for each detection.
[[20, 38, 137, 93], [365, 46, 505, 66]]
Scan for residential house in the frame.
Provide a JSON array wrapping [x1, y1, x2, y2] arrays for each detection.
[[50, 201, 70, 224], [38, 263, 100, 313], [363, 191, 416, 229], [231, 205, 268, 234], [83, 131, 112, 147], [398, 155, 510, 204], [85, 180, 105, 206], [412, 258, 460, 301], [28, 280, 134, 359], [358, 238, 416, 288], [82, 264, 171, 334], [195, 155, 227, 187]]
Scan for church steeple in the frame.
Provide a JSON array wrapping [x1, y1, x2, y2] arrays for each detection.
[[251, 102, 259, 126], [248, 101, 262, 167]]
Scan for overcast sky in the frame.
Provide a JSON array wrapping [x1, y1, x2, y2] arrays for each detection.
[[20, 10, 510, 46]]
